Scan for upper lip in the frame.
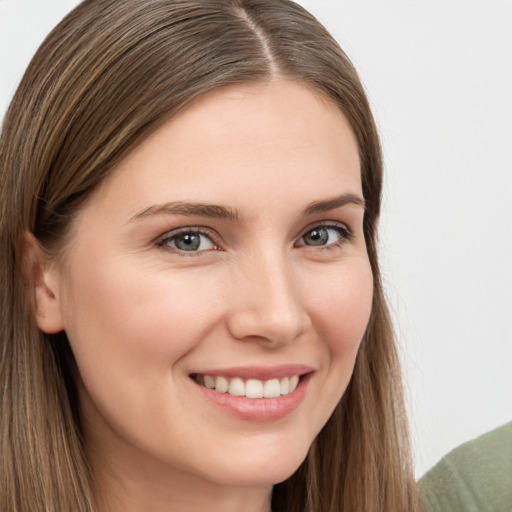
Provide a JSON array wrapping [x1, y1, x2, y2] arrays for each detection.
[[190, 364, 314, 381]]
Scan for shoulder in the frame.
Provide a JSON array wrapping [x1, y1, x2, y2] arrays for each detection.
[[420, 422, 512, 512]]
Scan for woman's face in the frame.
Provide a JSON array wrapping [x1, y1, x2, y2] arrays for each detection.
[[39, 81, 373, 491]]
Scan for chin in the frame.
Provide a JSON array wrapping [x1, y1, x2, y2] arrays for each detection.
[[203, 437, 312, 487]]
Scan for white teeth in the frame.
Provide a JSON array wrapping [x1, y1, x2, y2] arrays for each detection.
[[228, 377, 245, 396], [200, 374, 301, 398], [246, 379, 264, 398], [289, 375, 299, 392], [215, 376, 229, 393], [204, 375, 215, 389], [263, 379, 281, 398]]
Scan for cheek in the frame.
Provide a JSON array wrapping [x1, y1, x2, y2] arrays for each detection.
[[308, 258, 374, 355], [59, 255, 229, 452], [295, 258, 373, 439], [60, 255, 223, 381]]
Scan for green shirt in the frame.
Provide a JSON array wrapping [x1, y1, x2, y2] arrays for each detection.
[[420, 422, 512, 512]]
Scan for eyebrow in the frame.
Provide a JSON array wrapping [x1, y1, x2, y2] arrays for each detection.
[[302, 193, 365, 216], [130, 202, 241, 222], [130, 193, 364, 223]]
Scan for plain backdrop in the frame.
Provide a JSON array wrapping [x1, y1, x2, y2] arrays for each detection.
[[1, 0, 511, 477]]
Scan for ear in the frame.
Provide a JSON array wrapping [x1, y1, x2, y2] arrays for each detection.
[[21, 233, 65, 334]]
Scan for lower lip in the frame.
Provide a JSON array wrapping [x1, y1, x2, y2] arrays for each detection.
[[193, 374, 311, 422]]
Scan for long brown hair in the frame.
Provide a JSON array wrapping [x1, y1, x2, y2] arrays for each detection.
[[0, 1, 421, 510]]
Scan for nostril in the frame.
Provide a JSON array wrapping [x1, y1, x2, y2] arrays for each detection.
[[226, 308, 310, 347]]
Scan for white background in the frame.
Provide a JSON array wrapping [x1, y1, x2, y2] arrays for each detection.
[[1, 0, 511, 477]]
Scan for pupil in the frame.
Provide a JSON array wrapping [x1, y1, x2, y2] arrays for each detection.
[[306, 228, 328, 246], [176, 233, 200, 251]]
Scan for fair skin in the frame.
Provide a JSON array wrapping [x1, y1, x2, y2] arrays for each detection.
[[31, 80, 373, 512]]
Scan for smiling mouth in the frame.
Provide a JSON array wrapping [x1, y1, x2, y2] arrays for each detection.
[[191, 374, 300, 398]]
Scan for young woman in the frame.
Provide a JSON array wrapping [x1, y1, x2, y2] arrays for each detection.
[[0, 1, 421, 511]]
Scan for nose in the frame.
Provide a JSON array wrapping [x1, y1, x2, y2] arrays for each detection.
[[226, 253, 312, 347]]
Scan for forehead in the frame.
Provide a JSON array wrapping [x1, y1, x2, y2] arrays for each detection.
[[89, 80, 362, 219]]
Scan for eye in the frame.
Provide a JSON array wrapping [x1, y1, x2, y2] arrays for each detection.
[[296, 224, 352, 248], [157, 229, 217, 253]]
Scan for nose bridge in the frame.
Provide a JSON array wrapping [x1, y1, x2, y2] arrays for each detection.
[[227, 248, 310, 345]]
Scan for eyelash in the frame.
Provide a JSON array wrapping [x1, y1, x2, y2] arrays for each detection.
[[156, 227, 220, 256], [297, 223, 354, 250], [156, 222, 353, 256]]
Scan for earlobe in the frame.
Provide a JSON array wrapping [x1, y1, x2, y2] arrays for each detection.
[[21, 233, 65, 334]]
